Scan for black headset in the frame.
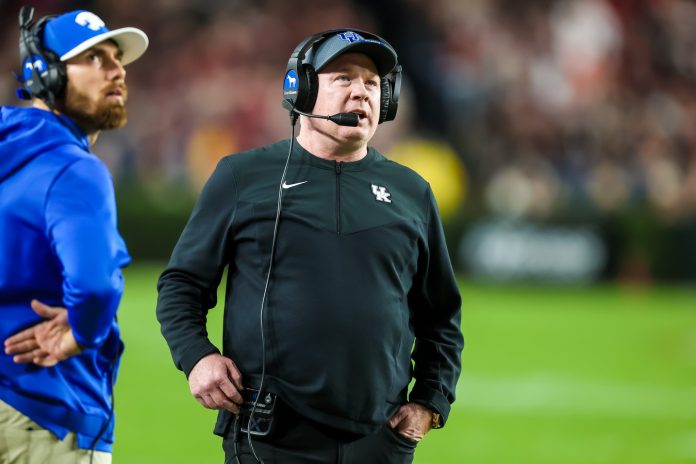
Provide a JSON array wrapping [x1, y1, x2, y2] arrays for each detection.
[[17, 6, 65, 108], [282, 29, 402, 124]]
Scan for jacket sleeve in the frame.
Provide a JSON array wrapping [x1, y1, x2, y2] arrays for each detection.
[[156, 158, 237, 377], [408, 186, 464, 427], [46, 157, 127, 349]]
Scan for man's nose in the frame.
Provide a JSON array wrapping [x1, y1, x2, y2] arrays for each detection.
[[107, 59, 126, 81], [350, 81, 369, 101]]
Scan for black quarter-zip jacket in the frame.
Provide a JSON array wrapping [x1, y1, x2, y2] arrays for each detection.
[[156, 139, 463, 436]]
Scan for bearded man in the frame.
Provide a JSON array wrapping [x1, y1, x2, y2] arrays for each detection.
[[0, 7, 147, 464]]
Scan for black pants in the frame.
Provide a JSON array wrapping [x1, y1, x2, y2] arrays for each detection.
[[223, 407, 417, 464]]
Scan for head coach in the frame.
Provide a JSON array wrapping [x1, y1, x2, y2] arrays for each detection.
[[157, 29, 463, 464]]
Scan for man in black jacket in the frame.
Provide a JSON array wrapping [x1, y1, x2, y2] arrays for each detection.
[[156, 29, 463, 464]]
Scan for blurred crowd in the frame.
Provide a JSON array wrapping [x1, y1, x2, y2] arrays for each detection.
[[429, 0, 696, 225], [1, 0, 696, 225]]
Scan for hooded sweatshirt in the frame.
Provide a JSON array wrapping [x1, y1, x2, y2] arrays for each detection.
[[0, 106, 130, 452]]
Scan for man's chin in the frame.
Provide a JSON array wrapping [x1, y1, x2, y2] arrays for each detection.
[[339, 125, 372, 140], [101, 103, 128, 129], [102, 110, 128, 130], [65, 104, 128, 132]]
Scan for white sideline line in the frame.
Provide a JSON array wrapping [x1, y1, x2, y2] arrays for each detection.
[[454, 373, 696, 420]]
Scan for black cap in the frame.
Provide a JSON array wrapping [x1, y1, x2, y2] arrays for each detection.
[[307, 31, 398, 77]]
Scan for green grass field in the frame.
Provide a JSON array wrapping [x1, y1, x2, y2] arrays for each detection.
[[113, 264, 696, 463]]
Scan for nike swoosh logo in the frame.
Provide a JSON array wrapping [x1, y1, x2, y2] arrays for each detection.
[[282, 181, 309, 189]]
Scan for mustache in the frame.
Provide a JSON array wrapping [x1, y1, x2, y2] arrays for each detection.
[[104, 84, 128, 98]]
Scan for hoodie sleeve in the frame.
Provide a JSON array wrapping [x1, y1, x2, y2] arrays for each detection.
[[408, 186, 464, 427], [45, 156, 126, 349]]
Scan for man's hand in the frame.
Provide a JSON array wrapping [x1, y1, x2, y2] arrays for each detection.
[[4, 300, 81, 367], [188, 353, 244, 414], [388, 402, 435, 443]]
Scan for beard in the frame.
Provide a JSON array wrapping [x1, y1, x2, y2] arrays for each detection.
[[58, 81, 129, 133]]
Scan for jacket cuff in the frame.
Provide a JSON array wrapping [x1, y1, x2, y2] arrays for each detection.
[[178, 339, 220, 378], [409, 382, 452, 427]]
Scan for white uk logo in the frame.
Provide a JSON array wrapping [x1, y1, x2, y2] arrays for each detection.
[[371, 184, 392, 203], [75, 12, 105, 31]]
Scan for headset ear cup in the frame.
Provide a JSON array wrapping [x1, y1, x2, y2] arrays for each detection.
[[379, 77, 391, 124], [47, 61, 67, 100], [380, 66, 401, 123], [28, 55, 66, 106], [295, 64, 318, 113], [305, 66, 318, 113], [38, 42, 66, 103]]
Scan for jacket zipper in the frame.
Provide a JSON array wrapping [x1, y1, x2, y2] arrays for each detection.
[[335, 161, 342, 234]]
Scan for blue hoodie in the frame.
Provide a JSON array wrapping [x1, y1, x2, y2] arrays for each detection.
[[0, 106, 130, 452]]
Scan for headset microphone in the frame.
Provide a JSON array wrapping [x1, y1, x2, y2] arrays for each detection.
[[325, 112, 360, 127], [287, 104, 360, 127]]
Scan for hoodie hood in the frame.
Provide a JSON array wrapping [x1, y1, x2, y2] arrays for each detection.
[[0, 106, 89, 183]]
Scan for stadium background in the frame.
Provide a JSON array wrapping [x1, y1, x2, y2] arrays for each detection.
[[1, 0, 694, 462]]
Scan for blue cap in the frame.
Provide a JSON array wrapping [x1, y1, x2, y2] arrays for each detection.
[[42, 10, 148, 65], [307, 31, 398, 77]]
